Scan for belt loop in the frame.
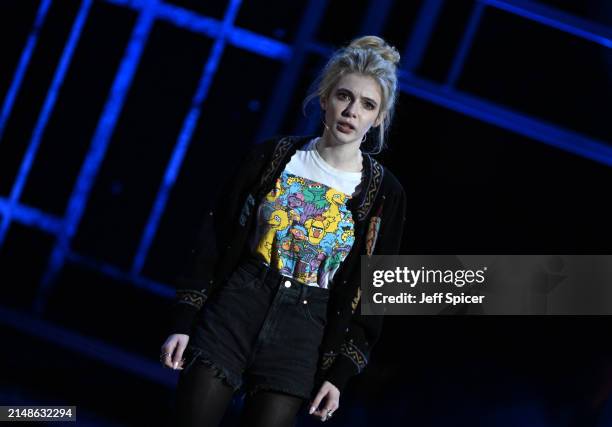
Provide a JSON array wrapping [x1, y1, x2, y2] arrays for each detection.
[[298, 281, 307, 305]]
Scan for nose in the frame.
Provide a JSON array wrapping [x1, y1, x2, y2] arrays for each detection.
[[343, 102, 357, 118]]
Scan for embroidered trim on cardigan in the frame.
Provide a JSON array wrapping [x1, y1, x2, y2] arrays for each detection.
[[340, 340, 368, 372], [365, 215, 381, 257], [176, 289, 207, 310], [320, 351, 338, 371], [258, 136, 293, 191], [356, 157, 383, 221]]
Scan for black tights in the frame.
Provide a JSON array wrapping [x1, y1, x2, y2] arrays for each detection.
[[175, 362, 305, 427]]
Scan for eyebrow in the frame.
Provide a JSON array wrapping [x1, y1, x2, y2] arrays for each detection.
[[337, 87, 379, 106]]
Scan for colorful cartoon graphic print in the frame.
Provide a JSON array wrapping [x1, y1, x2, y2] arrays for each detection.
[[250, 171, 356, 288]]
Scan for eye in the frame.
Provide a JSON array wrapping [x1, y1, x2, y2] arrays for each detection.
[[337, 92, 350, 101], [364, 102, 375, 110]]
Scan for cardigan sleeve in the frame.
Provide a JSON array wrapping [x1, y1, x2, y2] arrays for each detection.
[[324, 185, 407, 393], [166, 142, 268, 336]]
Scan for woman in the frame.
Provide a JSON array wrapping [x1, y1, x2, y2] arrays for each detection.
[[160, 35, 407, 427]]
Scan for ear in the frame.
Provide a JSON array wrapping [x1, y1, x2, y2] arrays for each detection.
[[373, 112, 384, 128], [320, 97, 327, 111]]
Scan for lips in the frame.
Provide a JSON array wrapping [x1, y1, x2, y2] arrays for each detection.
[[337, 121, 355, 133]]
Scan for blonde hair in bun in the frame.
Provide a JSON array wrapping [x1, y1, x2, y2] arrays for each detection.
[[348, 35, 401, 66], [303, 35, 400, 154]]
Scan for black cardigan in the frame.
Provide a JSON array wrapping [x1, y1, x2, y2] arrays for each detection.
[[168, 134, 407, 394]]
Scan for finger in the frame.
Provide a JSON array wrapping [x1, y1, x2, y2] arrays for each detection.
[[312, 396, 332, 417], [309, 388, 327, 415], [319, 400, 338, 421], [163, 352, 173, 369], [160, 344, 174, 368], [314, 391, 338, 418], [172, 339, 188, 369]]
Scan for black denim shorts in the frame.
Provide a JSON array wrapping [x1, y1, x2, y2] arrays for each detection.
[[181, 255, 330, 401]]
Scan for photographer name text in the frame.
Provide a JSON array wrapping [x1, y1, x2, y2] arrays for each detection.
[[370, 267, 488, 306]]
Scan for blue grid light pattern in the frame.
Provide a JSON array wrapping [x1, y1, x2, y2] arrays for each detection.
[[106, 0, 292, 61], [0, 304, 176, 387], [131, 0, 244, 276], [482, 0, 612, 48], [0, 0, 53, 142], [0, 0, 94, 248], [0, 197, 62, 234], [35, 0, 160, 313], [402, 0, 445, 72], [400, 73, 612, 166], [0, 0, 610, 387], [255, 0, 328, 142], [67, 250, 174, 298], [446, 2, 486, 87]]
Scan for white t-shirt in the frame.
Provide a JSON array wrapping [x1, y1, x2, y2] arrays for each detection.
[[285, 137, 362, 197]]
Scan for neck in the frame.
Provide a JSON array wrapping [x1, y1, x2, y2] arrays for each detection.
[[317, 129, 363, 173]]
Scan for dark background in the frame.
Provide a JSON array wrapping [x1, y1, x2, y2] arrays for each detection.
[[1, 0, 612, 425]]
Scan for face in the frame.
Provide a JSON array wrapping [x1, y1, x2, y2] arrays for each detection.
[[320, 73, 384, 145]]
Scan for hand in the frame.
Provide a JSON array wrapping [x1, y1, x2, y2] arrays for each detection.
[[309, 381, 340, 422], [160, 333, 189, 370]]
